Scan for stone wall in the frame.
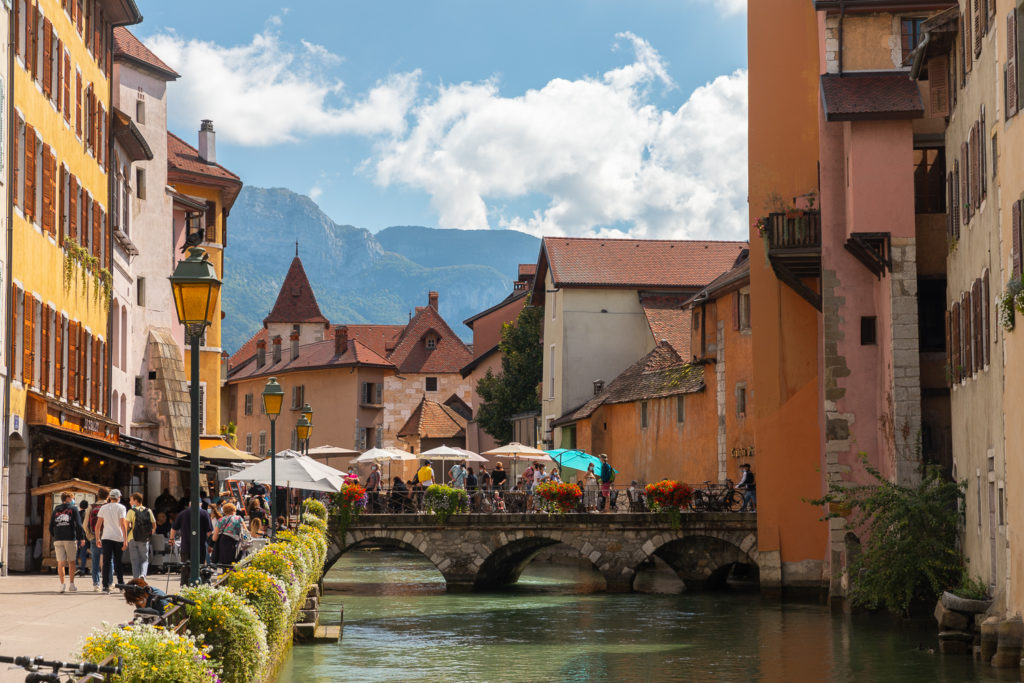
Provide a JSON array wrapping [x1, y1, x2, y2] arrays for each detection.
[[382, 372, 473, 450]]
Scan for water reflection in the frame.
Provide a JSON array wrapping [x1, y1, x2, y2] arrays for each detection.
[[279, 548, 1004, 682]]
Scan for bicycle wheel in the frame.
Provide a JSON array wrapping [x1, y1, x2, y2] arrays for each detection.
[[690, 490, 708, 511], [723, 489, 743, 512]]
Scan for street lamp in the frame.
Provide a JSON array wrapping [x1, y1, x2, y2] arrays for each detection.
[[296, 415, 312, 456], [300, 403, 313, 455], [262, 377, 284, 538], [169, 247, 221, 585]]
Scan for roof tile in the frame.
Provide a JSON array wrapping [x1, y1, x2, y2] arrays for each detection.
[[820, 72, 924, 121], [113, 27, 180, 79], [264, 256, 329, 326], [397, 398, 468, 439], [640, 294, 692, 356], [387, 302, 474, 373]]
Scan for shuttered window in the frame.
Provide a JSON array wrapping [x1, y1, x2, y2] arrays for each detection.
[[972, 280, 982, 376], [10, 285, 19, 382], [54, 314, 64, 398], [205, 202, 216, 243], [23, 291, 34, 388], [40, 305, 50, 394], [951, 302, 961, 383], [69, 175, 77, 241], [1009, 10, 1019, 119], [75, 73, 82, 137], [982, 270, 990, 368], [928, 56, 950, 117], [24, 124, 35, 222], [42, 144, 55, 235], [68, 321, 78, 402], [1012, 199, 1022, 279], [63, 53, 71, 123], [41, 17, 51, 97]]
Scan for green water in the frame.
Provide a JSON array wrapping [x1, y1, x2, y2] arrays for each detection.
[[279, 549, 1009, 682]]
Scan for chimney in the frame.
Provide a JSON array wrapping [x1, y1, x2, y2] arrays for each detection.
[[272, 335, 282, 364], [428, 291, 439, 309], [198, 119, 216, 164], [290, 331, 300, 361], [593, 379, 605, 396], [256, 339, 267, 369], [335, 326, 349, 356]]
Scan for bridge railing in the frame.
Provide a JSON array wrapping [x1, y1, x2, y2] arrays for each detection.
[[360, 483, 755, 514]]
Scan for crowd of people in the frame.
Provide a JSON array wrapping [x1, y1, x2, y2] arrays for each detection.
[[48, 483, 294, 594]]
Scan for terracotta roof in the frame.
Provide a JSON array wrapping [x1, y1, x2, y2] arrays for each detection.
[[697, 251, 751, 301], [460, 343, 500, 378], [226, 337, 394, 383], [264, 256, 329, 326], [551, 342, 704, 427], [388, 300, 474, 374], [462, 288, 528, 329], [820, 72, 924, 122], [229, 328, 268, 369], [343, 324, 406, 358], [397, 398, 467, 439], [167, 132, 243, 209], [112, 27, 180, 80], [639, 294, 692, 356], [518, 263, 537, 279], [532, 237, 747, 304]]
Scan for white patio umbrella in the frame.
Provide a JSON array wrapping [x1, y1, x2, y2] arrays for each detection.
[[450, 447, 488, 463], [482, 442, 551, 481], [421, 445, 476, 485], [229, 450, 346, 492], [306, 445, 359, 457], [354, 447, 418, 483]]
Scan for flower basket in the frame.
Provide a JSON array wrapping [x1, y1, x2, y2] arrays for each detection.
[[331, 484, 367, 541], [534, 482, 583, 513], [645, 480, 693, 528], [424, 484, 468, 524]]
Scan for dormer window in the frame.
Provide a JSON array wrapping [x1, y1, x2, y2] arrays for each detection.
[[425, 336, 438, 350]]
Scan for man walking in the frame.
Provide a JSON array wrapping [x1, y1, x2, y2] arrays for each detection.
[[93, 490, 128, 593], [50, 491, 86, 593], [417, 460, 435, 487], [126, 493, 156, 578], [366, 464, 382, 512], [737, 463, 756, 512], [449, 461, 467, 489], [599, 454, 614, 512], [169, 499, 213, 586]]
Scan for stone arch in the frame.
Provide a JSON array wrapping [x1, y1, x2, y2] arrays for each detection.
[[472, 529, 603, 590], [636, 530, 759, 591], [324, 529, 448, 582]]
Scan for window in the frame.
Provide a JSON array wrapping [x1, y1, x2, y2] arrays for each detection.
[[901, 18, 925, 62], [425, 377, 438, 392], [135, 98, 145, 124], [913, 148, 946, 213], [735, 383, 747, 417], [136, 168, 145, 199], [244, 392, 253, 416], [425, 336, 437, 350], [291, 428, 299, 451], [549, 344, 555, 398], [245, 433, 252, 453], [137, 277, 146, 306], [361, 382, 382, 405], [258, 431, 266, 455], [641, 401, 649, 428], [291, 384, 305, 409], [918, 279, 946, 352], [738, 291, 751, 330], [676, 395, 685, 424], [860, 316, 878, 346]]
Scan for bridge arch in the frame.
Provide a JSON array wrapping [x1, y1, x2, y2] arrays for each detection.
[[325, 529, 451, 581], [638, 530, 759, 591], [472, 530, 604, 590]]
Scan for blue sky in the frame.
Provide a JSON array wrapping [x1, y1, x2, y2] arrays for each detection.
[[134, 0, 748, 239]]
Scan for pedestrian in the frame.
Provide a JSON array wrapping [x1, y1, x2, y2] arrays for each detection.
[[535, 463, 548, 484], [417, 460, 435, 487], [246, 496, 268, 525], [491, 462, 507, 491], [50, 491, 86, 593], [584, 464, 599, 511], [522, 463, 536, 492], [93, 489, 128, 593], [76, 500, 91, 576], [249, 517, 265, 538], [549, 467, 562, 484], [449, 461, 467, 489], [169, 498, 213, 586], [276, 515, 288, 533], [366, 464, 382, 512], [154, 488, 176, 515], [154, 511, 172, 536], [599, 454, 614, 512], [125, 492, 156, 579], [247, 481, 268, 498], [85, 488, 107, 591], [737, 463, 756, 512], [211, 502, 244, 564], [345, 467, 360, 485]]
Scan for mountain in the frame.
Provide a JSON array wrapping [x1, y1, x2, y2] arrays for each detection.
[[222, 187, 541, 353]]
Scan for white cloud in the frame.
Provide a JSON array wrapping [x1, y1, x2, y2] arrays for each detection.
[[370, 36, 748, 240], [693, 0, 746, 17], [145, 29, 419, 145], [308, 185, 323, 201]]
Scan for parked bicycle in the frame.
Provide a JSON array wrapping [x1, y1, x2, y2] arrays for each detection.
[[690, 480, 742, 512], [0, 653, 121, 682]]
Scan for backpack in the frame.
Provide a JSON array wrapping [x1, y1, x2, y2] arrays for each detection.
[[86, 505, 101, 541], [133, 506, 154, 542]]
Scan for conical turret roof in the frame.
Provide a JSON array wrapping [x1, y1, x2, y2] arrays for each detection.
[[263, 256, 329, 326]]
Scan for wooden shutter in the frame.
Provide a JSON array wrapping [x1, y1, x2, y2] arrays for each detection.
[[980, 109, 987, 199], [76, 0, 82, 33], [54, 315, 63, 398], [945, 309, 952, 388], [960, 143, 968, 225], [40, 305, 50, 393], [13, 0, 19, 61], [63, 53, 71, 123], [23, 292, 34, 388], [1009, 11, 1019, 119], [732, 292, 740, 330], [947, 172, 955, 239], [27, 3, 35, 81], [67, 321, 77, 401], [102, 340, 108, 415], [75, 73, 82, 137], [973, 280, 982, 376], [12, 118, 19, 211], [982, 270, 990, 367], [41, 17, 51, 97], [376, 382, 383, 404], [205, 202, 216, 242], [965, 10, 973, 74], [93, 5, 101, 65], [91, 336, 99, 412], [953, 161, 961, 240], [69, 175, 78, 241], [952, 302, 961, 383], [10, 286, 19, 381], [58, 166, 65, 245], [92, 202, 101, 261], [964, 292, 973, 377], [975, 0, 983, 57], [99, 209, 106, 269], [55, 38, 61, 112], [1013, 200, 1022, 278], [24, 124, 35, 222], [928, 56, 950, 118], [41, 144, 54, 235], [970, 123, 980, 211]]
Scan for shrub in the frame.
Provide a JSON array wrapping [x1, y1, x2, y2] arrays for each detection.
[[424, 484, 468, 524], [249, 545, 298, 591], [277, 530, 321, 577], [275, 540, 311, 585], [180, 584, 268, 683], [301, 512, 328, 532], [298, 524, 328, 567], [224, 567, 290, 654], [302, 497, 328, 521], [80, 623, 217, 683], [534, 481, 582, 513], [953, 570, 990, 601]]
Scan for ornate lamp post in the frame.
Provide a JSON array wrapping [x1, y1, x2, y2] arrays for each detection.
[[296, 415, 312, 456], [299, 403, 313, 455], [168, 247, 221, 585], [261, 378, 284, 538]]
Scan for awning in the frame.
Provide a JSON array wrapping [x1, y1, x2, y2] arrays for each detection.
[[33, 425, 207, 473], [199, 437, 262, 463]]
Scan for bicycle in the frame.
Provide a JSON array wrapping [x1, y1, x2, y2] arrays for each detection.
[[0, 654, 122, 682], [690, 480, 742, 512]]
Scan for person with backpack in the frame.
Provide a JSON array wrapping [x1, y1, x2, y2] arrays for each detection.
[[94, 489, 129, 593], [126, 492, 156, 579], [85, 488, 108, 591], [599, 454, 615, 512], [49, 491, 86, 593]]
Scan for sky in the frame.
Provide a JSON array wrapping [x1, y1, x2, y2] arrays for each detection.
[[133, 0, 748, 240]]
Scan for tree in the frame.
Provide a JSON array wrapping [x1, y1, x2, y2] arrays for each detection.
[[475, 305, 543, 444]]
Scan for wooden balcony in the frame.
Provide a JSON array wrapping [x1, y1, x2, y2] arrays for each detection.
[[765, 211, 822, 311]]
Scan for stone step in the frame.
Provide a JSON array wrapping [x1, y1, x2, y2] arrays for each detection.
[[298, 608, 317, 624], [311, 625, 341, 643], [293, 622, 316, 640]]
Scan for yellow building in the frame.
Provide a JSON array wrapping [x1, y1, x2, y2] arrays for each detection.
[[5, 0, 143, 572]]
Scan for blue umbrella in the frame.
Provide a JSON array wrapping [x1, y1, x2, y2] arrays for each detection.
[[546, 449, 619, 475]]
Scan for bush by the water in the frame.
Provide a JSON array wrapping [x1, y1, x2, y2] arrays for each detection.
[[224, 566, 290, 654], [80, 624, 217, 683], [424, 484, 468, 523], [180, 583, 268, 683]]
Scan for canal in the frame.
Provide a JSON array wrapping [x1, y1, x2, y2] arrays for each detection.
[[279, 549, 1006, 682]]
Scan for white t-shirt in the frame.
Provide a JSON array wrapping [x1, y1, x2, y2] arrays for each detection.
[[98, 502, 127, 542]]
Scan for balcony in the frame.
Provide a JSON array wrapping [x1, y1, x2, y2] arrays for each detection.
[[764, 211, 822, 311]]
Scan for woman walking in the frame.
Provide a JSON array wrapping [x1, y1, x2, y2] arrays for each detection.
[[584, 463, 599, 512], [211, 503, 244, 564]]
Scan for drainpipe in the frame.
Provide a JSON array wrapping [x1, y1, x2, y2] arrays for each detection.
[[910, 32, 932, 80], [838, 1, 846, 76], [3, 0, 17, 576], [106, 21, 115, 432]]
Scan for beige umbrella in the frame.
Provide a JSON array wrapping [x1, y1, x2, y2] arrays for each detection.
[[481, 442, 550, 481]]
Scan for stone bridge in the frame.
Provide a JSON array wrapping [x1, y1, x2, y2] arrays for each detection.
[[326, 512, 758, 592]]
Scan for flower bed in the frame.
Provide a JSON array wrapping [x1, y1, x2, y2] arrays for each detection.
[[80, 498, 331, 683], [424, 484, 468, 524], [534, 481, 582, 513]]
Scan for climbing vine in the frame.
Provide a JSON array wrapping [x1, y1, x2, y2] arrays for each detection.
[[62, 238, 112, 310]]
